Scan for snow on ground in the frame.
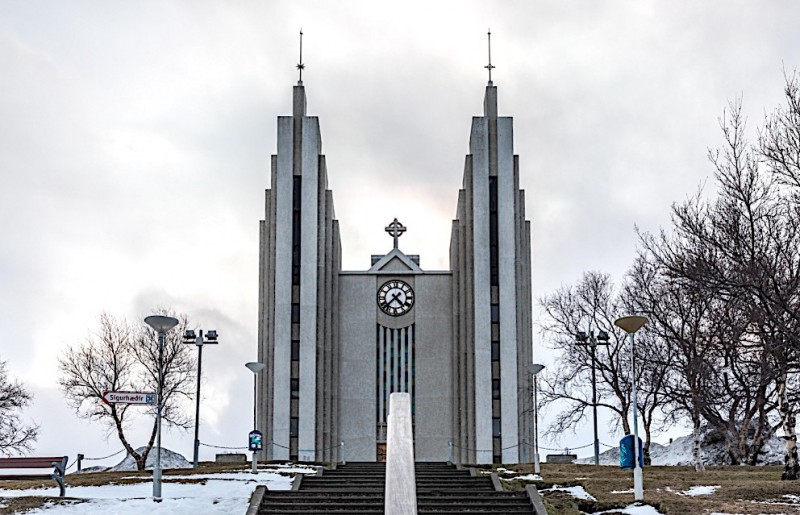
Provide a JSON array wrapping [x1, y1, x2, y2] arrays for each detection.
[[0, 465, 317, 515], [541, 484, 597, 501], [592, 503, 661, 515], [110, 447, 191, 471], [592, 503, 663, 514], [500, 473, 542, 481], [680, 485, 720, 496]]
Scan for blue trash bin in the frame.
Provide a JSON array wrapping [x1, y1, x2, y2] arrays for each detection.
[[619, 434, 644, 469]]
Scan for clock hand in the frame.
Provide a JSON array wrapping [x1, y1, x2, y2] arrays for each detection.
[[388, 292, 403, 307]]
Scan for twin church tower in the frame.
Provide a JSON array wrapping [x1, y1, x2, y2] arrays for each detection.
[[257, 73, 534, 464]]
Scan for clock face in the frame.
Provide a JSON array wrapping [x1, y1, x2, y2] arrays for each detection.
[[377, 280, 415, 316]]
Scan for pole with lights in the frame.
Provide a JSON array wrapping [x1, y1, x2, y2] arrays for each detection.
[[525, 363, 545, 474], [614, 315, 649, 501], [245, 362, 266, 474], [183, 328, 219, 468], [575, 329, 610, 465], [144, 315, 179, 502]]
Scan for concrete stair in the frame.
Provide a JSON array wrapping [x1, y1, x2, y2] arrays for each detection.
[[258, 461, 536, 514], [415, 462, 534, 514], [260, 462, 385, 514]]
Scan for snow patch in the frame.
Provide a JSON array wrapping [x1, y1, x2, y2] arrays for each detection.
[[111, 447, 191, 471], [542, 484, 596, 501], [0, 464, 317, 514], [500, 473, 542, 481], [592, 503, 663, 514], [680, 485, 720, 496]]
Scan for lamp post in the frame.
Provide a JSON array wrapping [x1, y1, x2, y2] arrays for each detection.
[[575, 329, 610, 465], [144, 315, 179, 502], [245, 362, 266, 474], [614, 315, 649, 502], [183, 328, 219, 468], [525, 363, 545, 475]]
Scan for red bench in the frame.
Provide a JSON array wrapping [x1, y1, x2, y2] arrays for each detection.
[[0, 456, 68, 496]]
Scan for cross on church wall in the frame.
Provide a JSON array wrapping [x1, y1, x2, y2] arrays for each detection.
[[385, 218, 406, 249]]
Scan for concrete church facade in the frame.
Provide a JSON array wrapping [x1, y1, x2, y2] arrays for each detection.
[[257, 79, 534, 465]]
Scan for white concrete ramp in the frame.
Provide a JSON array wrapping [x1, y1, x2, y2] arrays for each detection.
[[385, 392, 417, 515]]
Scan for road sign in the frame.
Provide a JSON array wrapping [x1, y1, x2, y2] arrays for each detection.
[[102, 391, 156, 405], [248, 430, 263, 451]]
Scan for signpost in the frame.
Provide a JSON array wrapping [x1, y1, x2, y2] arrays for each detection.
[[102, 391, 156, 405], [248, 430, 263, 474]]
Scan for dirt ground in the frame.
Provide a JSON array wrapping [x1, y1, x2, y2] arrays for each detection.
[[497, 463, 800, 514]]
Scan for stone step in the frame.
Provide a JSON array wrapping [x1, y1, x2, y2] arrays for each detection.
[[261, 510, 383, 515], [302, 478, 386, 483], [264, 498, 384, 504], [418, 510, 534, 515], [258, 461, 535, 515], [295, 489, 386, 494], [263, 501, 384, 509], [417, 494, 530, 508]]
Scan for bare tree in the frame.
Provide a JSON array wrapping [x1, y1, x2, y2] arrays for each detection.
[[641, 97, 800, 474], [0, 358, 38, 455], [58, 310, 195, 470], [538, 271, 672, 461], [627, 250, 730, 471], [539, 272, 631, 435], [759, 69, 800, 479]]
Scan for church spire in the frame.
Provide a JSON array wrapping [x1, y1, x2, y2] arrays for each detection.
[[483, 30, 497, 119], [293, 28, 307, 117], [296, 29, 305, 86], [483, 29, 497, 119], [484, 29, 495, 86]]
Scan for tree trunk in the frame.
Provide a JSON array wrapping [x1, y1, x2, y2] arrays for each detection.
[[620, 403, 631, 435], [778, 371, 799, 480], [724, 426, 741, 466], [111, 406, 144, 471], [692, 412, 705, 473], [643, 419, 652, 466], [138, 416, 159, 472]]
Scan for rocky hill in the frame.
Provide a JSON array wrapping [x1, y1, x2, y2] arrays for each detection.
[[110, 447, 191, 471], [575, 427, 789, 466]]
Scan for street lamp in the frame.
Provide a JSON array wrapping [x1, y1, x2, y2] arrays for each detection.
[[144, 314, 179, 502], [525, 363, 545, 475], [575, 329, 610, 465], [614, 315, 649, 502], [183, 328, 219, 468], [245, 362, 266, 474]]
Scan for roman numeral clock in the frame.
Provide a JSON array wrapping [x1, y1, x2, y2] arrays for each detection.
[[377, 279, 414, 316]]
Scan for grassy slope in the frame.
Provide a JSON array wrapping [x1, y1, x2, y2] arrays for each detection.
[[499, 463, 800, 514]]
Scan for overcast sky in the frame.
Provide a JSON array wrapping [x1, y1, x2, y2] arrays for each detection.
[[2, 1, 799, 465]]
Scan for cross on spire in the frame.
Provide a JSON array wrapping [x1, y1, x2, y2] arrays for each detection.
[[385, 218, 406, 249], [485, 29, 495, 84], [296, 29, 305, 85]]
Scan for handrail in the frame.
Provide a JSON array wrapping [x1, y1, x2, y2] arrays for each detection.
[[384, 392, 417, 515]]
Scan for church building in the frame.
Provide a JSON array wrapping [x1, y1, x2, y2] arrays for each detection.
[[257, 74, 534, 465]]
